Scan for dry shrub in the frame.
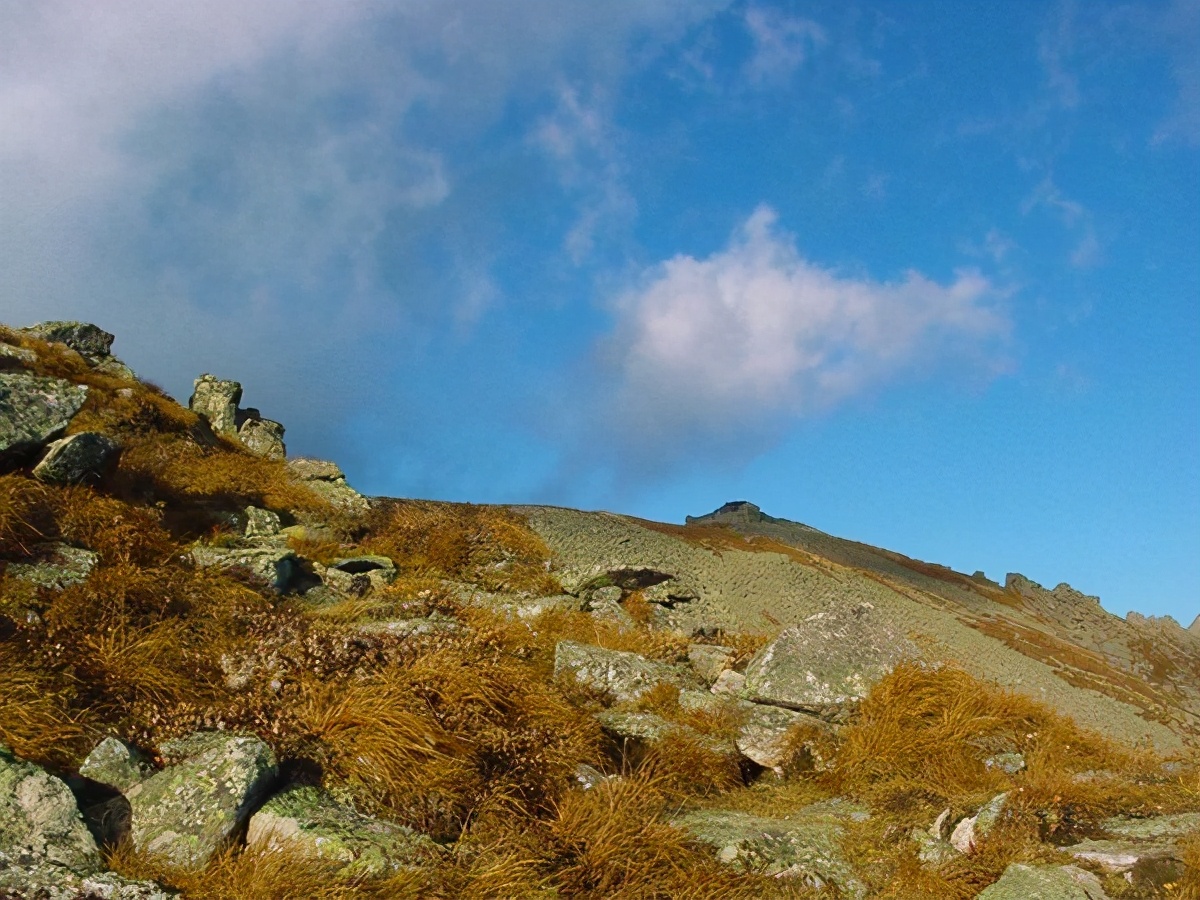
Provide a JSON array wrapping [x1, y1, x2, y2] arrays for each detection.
[[106, 840, 368, 900], [116, 435, 333, 525], [828, 662, 1114, 808], [296, 643, 602, 839], [53, 486, 175, 565], [623, 590, 655, 626], [0, 475, 55, 557], [364, 500, 560, 594], [634, 731, 746, 799], [542, 775, 758, 899], [0, 643, 84, 765], [1181, 829, 1200, 900], [528, 608, 690, 663]]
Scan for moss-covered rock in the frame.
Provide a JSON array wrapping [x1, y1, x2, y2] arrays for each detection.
[[246, 786, 437, 876], [7, 543, 99, 591], [673, 800, 869, 897], [126, 732, 277, 868], [79, 737, 153, 794], [976, 863, 1111, 899], [190, 544, 297, 592]]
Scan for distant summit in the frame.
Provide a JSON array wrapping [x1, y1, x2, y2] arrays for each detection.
[[686, 500, 790, 527]]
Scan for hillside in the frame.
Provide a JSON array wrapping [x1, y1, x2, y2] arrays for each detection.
[[1, 321, 1198, 900]]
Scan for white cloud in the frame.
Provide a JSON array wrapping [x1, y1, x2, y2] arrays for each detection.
[[743, 7, 827, 84], [598, 206, 1009, 460]]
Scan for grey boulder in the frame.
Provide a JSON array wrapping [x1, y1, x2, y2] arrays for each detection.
[[742, 601, 917, 720], [0, 373, 88, 466], [190, 544, 297, 592], [287, 457, 370, 515], [33, 431, 120, 484], [79, 737, 153, 794], [237, 415, 286, 460]]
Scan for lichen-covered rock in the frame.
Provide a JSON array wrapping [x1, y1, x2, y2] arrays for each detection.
[[573, 764, 613, 791], [742, 601, 918, 720], [710, 668, 746, 697], [243, 506, 282, 539], [33, 431, 121, 484], [238, 416, 286, 460], [0, 744, 101, 874], [985, 751, 1026, 775], [687, 644, 734, 683], [126, 732, 277, 867], [79, 738, 153, 794], [949, 792, 1007, 854], [553, 641, 682, 703], [595, 710, 738, 763], [189, 374, 242, 436], [7, 543, 98, 590], [319, 555, 397, 595], [246, 786, 436, 876], [190, 544, 297, 592], [976, 863, 1111, 899], [0, 373, 89, 466], [673, 801, 869, 897], [356, 614, 460, 638]]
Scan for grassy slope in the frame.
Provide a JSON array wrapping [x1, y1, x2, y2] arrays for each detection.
[[1, 327, 1198, 898]]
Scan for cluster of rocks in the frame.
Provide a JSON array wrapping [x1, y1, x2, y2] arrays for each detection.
[[551, 600, 920, 893], [188, 374, 285, 461], [1, 731, 438, 898]]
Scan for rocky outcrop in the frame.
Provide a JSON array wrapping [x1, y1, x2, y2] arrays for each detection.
[[126, 732, 277, 867], [7, 543, 99, 590], [949, 792, 1007, 854], [976, 863, 1110, 899], [673, 801, 869, 896], [189, 375, 287, 459], [246, 786, 436, 876], [687, 643, 734, 683], [33, 431, 120, 484], [0, 373, 89, 467], [1060, 812, 1200, 893], [316, 555, 397, 596], [742, 602, 917, 720], [553, 641, 683, 703], [0, 342, 37, 366], [20, 321, 136, 380], [287, 457, 370, 515], [1190, 614, 1200, 634], [243, 505, 282, 539], [685, 500, 790, 527]]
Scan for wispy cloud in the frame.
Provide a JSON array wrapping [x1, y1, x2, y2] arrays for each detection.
[[743, 7, 827, 85], [1021, 175, 1102, 268], [583, 206, 1009, 473]]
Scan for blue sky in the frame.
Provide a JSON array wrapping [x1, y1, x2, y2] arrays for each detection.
[[2, 1, 1197, 622]]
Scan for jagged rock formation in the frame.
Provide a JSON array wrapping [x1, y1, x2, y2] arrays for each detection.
[[189, 374, 286, 459], [0, 373, 89, 465]]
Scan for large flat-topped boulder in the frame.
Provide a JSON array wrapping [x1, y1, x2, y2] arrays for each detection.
[[287, 457, 370, 514], [0, 373, 89, 466], [742, 601, 918, 720], [673, 801, 869, 896], [190, 544, 297, 592]]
